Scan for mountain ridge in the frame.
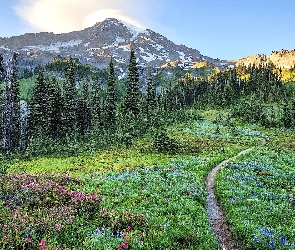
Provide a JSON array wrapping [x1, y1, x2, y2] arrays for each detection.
[[0, 18, 232, 70], [232, 49, 295, 69]]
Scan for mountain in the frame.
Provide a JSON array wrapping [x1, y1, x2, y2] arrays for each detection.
[[232, 49, 295, 68], [0, 18, 232, 70]]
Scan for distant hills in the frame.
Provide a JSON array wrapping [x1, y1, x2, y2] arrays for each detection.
[[231, 49, 295, 69]]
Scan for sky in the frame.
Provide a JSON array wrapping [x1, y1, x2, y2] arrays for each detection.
[[0, 0, 295, 60]]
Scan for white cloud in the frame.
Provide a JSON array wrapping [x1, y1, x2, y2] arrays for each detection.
[[13, 0, 176, 42], [14, 0, 148, 33]]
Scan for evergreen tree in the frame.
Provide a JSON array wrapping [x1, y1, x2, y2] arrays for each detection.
[[47, 77, 62, 139], [91, 80, 102, 129], [29, 68, 48, 138], [0, 54, 4, 81], [125, 50, 140, 114], [106, 59, 116, 125], [61, 58, 77, 137], [2, 53, 20, 151], [77, 81, 91, 135], [146, 74, 156, 119]]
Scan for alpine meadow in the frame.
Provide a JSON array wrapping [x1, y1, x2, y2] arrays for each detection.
[[0, 16, 295, 250]]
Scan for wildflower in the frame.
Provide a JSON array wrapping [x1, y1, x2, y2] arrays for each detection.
[[40, 239, 46, 250], [26, 237, 31, 242], [120, 242, 129, 249], [54, 224, 61, 231], [123, 233, 127, 239]]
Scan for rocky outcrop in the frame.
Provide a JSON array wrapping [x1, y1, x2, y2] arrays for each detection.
[[233, 49, 295, 68]]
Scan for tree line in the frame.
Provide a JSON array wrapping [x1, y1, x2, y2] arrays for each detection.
[[0, 51, 294, 155], [0, 51, 163, 154]]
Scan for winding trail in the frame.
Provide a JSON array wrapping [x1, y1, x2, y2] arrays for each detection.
[[206, 148, 254, 250]]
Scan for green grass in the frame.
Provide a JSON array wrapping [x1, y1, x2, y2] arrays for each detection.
[[2, 111, 293, 249], [215, 145, 295, 249]]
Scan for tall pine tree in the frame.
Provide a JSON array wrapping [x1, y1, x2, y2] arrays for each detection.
[[29, 67, 48, 138], [106, 59, 116, 125], [0, 54, 4, 81], [91, 80, 102, 129], [47, 77, 62, 139], [77, 81, 91, 135], [61, 57, 77, 137], [146, 74, 156, 120], [125, 50, 140, 114], [2, 53, 20, 151]]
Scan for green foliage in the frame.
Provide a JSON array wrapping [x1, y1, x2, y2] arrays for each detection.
[[0, 53, 4, 81], [146, 74, 157, 120], [215, 148, 295, 249], [29, 68, 48, 137], [77, 81, 91, 135], [125, 50, 140, 114], [1, 53, 21, 152], [105, 59, 117, 126], [153, 129, 178, 153], [60, 57, 78, 137]]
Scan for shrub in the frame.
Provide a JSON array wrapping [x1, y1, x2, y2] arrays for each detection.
[[153, 129, 178, 153]]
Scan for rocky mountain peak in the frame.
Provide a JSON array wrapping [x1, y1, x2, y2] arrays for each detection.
[[0, 18, 232, 70]]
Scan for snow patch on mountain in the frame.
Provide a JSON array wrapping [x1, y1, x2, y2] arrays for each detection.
[[141, 51, 157, 62], [150, 43, 164, 51], [177, 51, 185, 60], [0, 46, 10, 51], [23, 40, 83, 53], [120, 20, 147, 39]]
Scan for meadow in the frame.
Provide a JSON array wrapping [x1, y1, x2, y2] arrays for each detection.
[[215, 134, 295, 249], [2, 110, 289, 249]]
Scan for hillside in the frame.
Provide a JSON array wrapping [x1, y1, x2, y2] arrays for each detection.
[[232, 49, 295, 68]]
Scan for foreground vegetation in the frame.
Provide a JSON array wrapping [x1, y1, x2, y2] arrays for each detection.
[[0, 51, 294, 249], [215, 128, 295, 249]]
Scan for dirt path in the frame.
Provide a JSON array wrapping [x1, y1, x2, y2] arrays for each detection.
[[206, 148, 254, 250]]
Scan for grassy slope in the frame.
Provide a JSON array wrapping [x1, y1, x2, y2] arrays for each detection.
[[215, 126, 295, 249]]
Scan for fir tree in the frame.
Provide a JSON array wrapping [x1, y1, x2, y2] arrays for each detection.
[[106, 59, 116, 125], [125, 50, 140, 114], [0, 54, 4, 81], [2, 53, 20, 151], [29, 68, 48, 138], [47, 77, 62, 139], [91, 80, 102, 129], [77, 81, 91, 135], [146, 74, 156, 119], [61, 58, 77, 137]]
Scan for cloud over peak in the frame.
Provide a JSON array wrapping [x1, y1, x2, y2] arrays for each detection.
[[14, 0, 147, 34]]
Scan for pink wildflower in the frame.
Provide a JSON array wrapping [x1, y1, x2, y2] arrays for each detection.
[[54, 224, 61, 231], [40, 239, 46, 250], [120, 242, 129, 249]]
